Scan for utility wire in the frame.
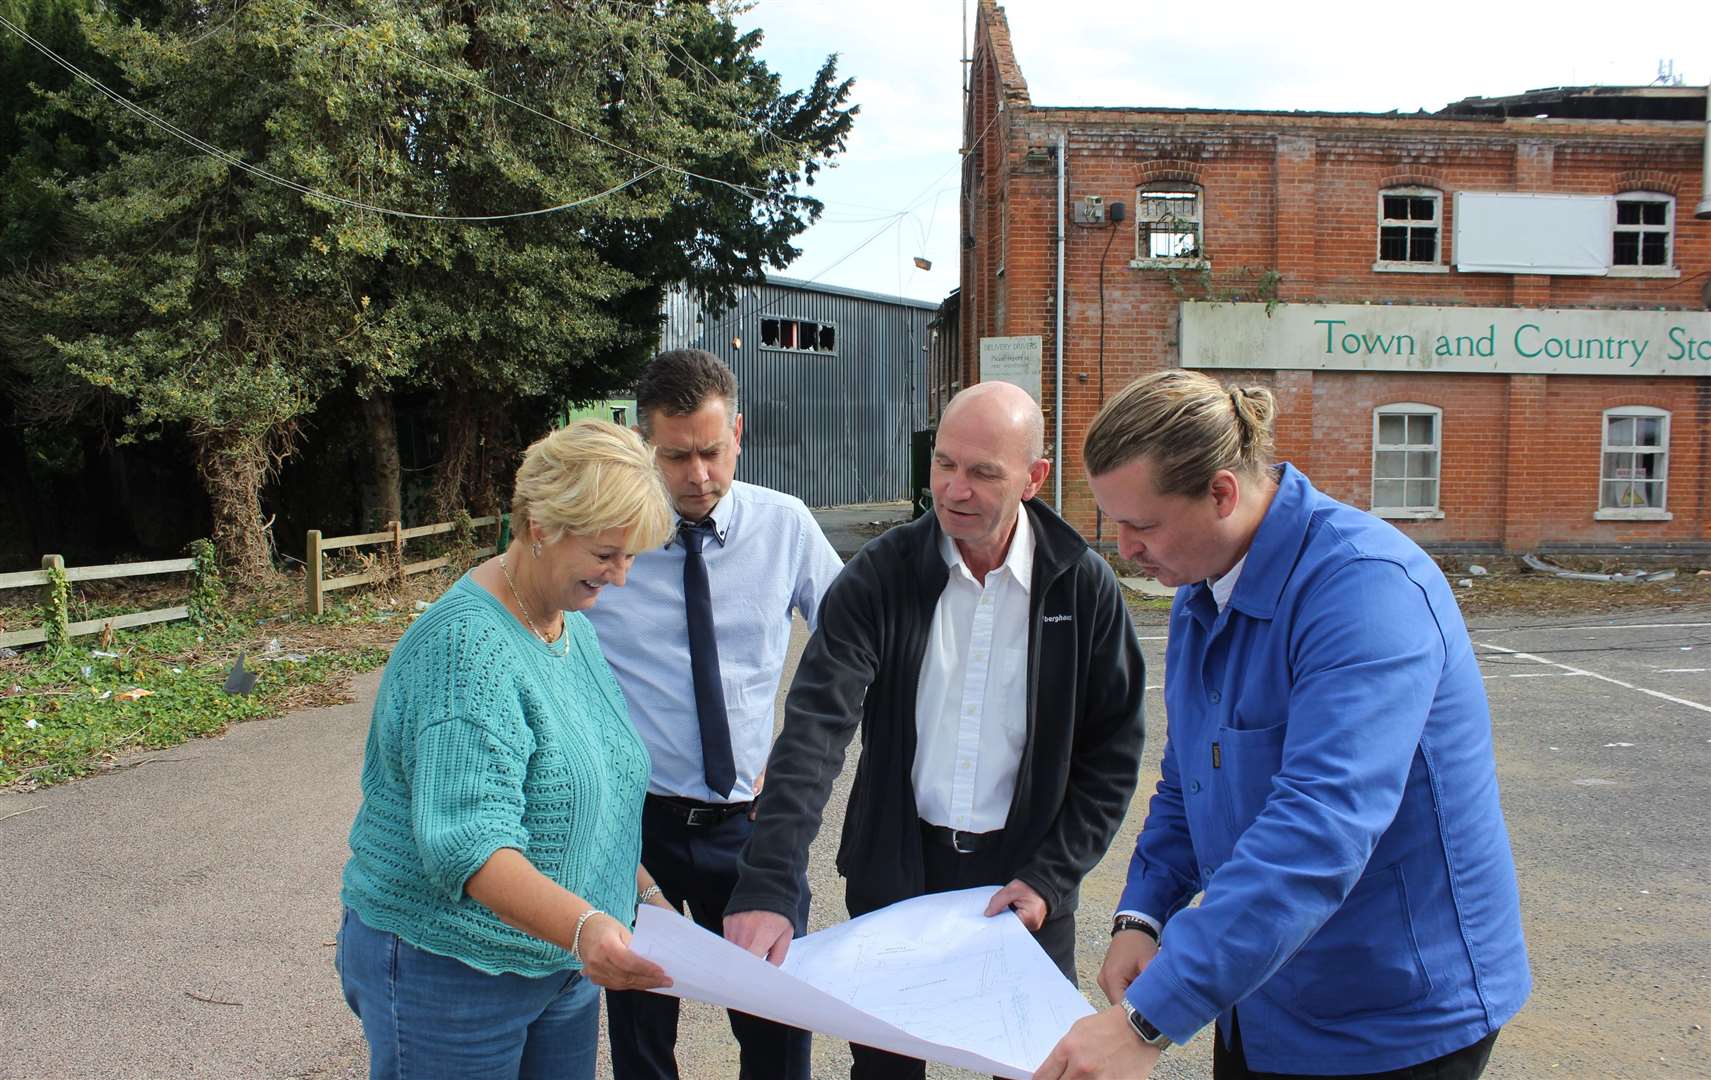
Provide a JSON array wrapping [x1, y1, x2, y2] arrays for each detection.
[[299, 3, 781, 202], [0, 11, 666, 221]]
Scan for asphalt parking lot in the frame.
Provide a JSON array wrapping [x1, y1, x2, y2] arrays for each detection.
[[0, 610, 1706, 1079]]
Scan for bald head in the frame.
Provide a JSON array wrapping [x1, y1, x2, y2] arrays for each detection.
[[940, 381, 1045, 466], [930, 382, 1051, 575]]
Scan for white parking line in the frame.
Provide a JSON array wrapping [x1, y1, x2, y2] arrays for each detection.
[[1472, 641, 1711, 715], [1655, 668, 1707, 674], [1482, 671, 1591, 679], [1475, 622, 1711, 633]]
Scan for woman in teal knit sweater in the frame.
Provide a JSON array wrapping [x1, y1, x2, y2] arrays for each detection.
[[338, 420, 676, 1080]]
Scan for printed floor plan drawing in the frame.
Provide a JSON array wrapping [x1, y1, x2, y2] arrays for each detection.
[[630, 887, 1094, 1078]]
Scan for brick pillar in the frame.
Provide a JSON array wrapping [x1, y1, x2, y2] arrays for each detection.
[[1511, 141, 1554, 308], [1502, 375, 1548, 553], [1273, 135, 1317, 296], [1272, 369, 1316, 479]]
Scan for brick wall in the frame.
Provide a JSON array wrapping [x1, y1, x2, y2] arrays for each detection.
[[963, 0, 1711, 554]]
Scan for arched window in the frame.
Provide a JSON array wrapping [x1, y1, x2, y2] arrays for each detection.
[[1133, 184, 1204, 266], [1598, 406, 1671, 519], [1375, 187, 1443, 270], [1611, 192, 1674, 270], [1371, 403, 1442, 518]]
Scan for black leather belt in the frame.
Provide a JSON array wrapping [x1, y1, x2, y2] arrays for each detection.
[[920, 820, 1003, 854], [646, 793, 751, 827]]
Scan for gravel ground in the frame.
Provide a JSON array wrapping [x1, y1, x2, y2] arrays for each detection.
[[1, 605, 1706, 1078]]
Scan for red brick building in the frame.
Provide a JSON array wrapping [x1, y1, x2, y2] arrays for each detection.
[[948, 0, 1711, 555]]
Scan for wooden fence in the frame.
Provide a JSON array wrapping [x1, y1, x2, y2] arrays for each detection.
[[305, 516, 498, 615], [0, 555, 199, 649]]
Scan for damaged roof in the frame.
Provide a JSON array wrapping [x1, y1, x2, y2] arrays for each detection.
[[1438, 85, 1708, 121]]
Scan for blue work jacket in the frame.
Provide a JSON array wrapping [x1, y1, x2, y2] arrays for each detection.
[[1121, 464, 1530, 1073]]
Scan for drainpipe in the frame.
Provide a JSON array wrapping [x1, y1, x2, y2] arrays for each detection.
[[1697, 84, 1711, 219], [1054, 129, 1066, 510]]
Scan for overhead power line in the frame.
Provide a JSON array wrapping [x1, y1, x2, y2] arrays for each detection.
[[0, 11, 666, 221], [300, 3, 782, 202]]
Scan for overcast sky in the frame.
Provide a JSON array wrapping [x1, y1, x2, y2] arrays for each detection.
[[734, 0, 1709, 304]]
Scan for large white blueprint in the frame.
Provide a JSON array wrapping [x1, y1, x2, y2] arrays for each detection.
[[628, 886, 1094, 1078]]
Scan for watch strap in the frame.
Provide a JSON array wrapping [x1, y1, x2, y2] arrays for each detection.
[[1119, 998, 1172, 1048], [1111, 914, 1161, 942]]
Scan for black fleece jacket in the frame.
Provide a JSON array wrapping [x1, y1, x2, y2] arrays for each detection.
[[728, 497, 1147, 926]]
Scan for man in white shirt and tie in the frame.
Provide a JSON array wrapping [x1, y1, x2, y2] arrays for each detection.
[[725, 380, 1148, 1079], [586, 349, 844, 1080]]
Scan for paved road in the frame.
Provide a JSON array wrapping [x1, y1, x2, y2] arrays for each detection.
[[3, 609, 1708, 1079]]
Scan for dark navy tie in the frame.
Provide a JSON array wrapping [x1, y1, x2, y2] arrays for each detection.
[[679, 519, 735, 798]]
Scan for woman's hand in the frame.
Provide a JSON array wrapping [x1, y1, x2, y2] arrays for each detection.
[[577, 913, 672, 991]]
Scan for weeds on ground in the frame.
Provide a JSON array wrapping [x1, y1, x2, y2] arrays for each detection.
[[0, 562, 472, 791]]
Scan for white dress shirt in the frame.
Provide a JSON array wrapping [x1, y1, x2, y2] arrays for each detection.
[[583, 481, 844, 803], [912, 509, 1034, 834]]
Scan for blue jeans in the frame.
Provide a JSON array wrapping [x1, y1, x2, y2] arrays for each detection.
[[336, 907, 600, 1080]]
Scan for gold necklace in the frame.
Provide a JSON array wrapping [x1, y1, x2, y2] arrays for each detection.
[[499, 555, 570, 657]]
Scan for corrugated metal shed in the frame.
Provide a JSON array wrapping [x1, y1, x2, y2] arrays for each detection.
[[659, 277, 936, 508]]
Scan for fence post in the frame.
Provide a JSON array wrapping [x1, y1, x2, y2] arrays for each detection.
[[305, 530, 323, 615], [390, 520, 404, 581], [40, 554, 68, 652]]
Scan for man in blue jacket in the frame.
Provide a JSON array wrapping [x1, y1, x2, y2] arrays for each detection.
[[1037, 370, 1529, 1080]]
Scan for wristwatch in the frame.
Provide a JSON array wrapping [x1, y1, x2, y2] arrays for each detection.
[[1119, 998, 1172, 1048]]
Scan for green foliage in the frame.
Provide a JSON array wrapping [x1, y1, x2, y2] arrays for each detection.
[[1165, 264, 1285, 316], [3, 0, 854, 561], [187, 538, 225, 627], [39, 560, 69, 655], [0, 614, 388, 788]]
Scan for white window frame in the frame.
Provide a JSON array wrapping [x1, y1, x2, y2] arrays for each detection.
[[1371, 403, 1444, 520], [1608, 192, 1677, 278], [1131, 185, 1207, 269], [1373, 187, 1447, 273], [1596, 406, 1671, 521]]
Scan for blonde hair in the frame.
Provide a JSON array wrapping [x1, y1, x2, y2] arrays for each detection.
[[511, 420, 672, 553], [1084, 370, 1277, 495]]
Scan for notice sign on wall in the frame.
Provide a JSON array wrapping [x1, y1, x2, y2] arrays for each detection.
[[1180, 302, 1711, 377], [979, 336, 1044, 401]]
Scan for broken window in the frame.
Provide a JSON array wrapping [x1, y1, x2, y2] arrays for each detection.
[[1612, 193, 1672, 268], [1600, 407, 1670, 512], [1134, 186, 1203, 263], [759, 317, 837, 354], [1371, 404, 1441, 515], [1377, 187, 1441, 265]]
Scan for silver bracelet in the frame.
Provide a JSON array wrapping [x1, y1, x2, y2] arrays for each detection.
[[571, 908, 605, 965], [637, 884, 663, 907]]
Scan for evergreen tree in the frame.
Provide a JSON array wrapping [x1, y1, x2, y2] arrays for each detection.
[[2, 0, 854, 573]]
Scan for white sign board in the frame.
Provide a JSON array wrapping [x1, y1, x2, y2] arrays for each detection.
[[1453, 192, 1612, 276], [1179, 301, 1711, 377], [979, 335, 1043, 401]]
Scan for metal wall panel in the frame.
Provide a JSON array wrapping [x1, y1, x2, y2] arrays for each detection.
[[658, 279, 934, 508]]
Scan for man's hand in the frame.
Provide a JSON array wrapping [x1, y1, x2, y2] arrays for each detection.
[[723, 909, 794, 965], [1032, 1005, 1160, 1080], [984, 879, 1049, 931], [1097, 929, 1159, 1005], [577, 913, 672, 991]]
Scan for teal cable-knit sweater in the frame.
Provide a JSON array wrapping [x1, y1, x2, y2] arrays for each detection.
[[341, 572, 649, 977]]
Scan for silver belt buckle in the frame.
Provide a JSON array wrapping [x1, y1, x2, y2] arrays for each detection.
[[685, 806, 719, 827], [950, 828, 974, 854]]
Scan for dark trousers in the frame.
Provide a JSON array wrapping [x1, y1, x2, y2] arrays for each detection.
[[606, 796, 812, 1080], [1213, 1009, 1500, 1080], [844, 826, 1078, 1080]]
